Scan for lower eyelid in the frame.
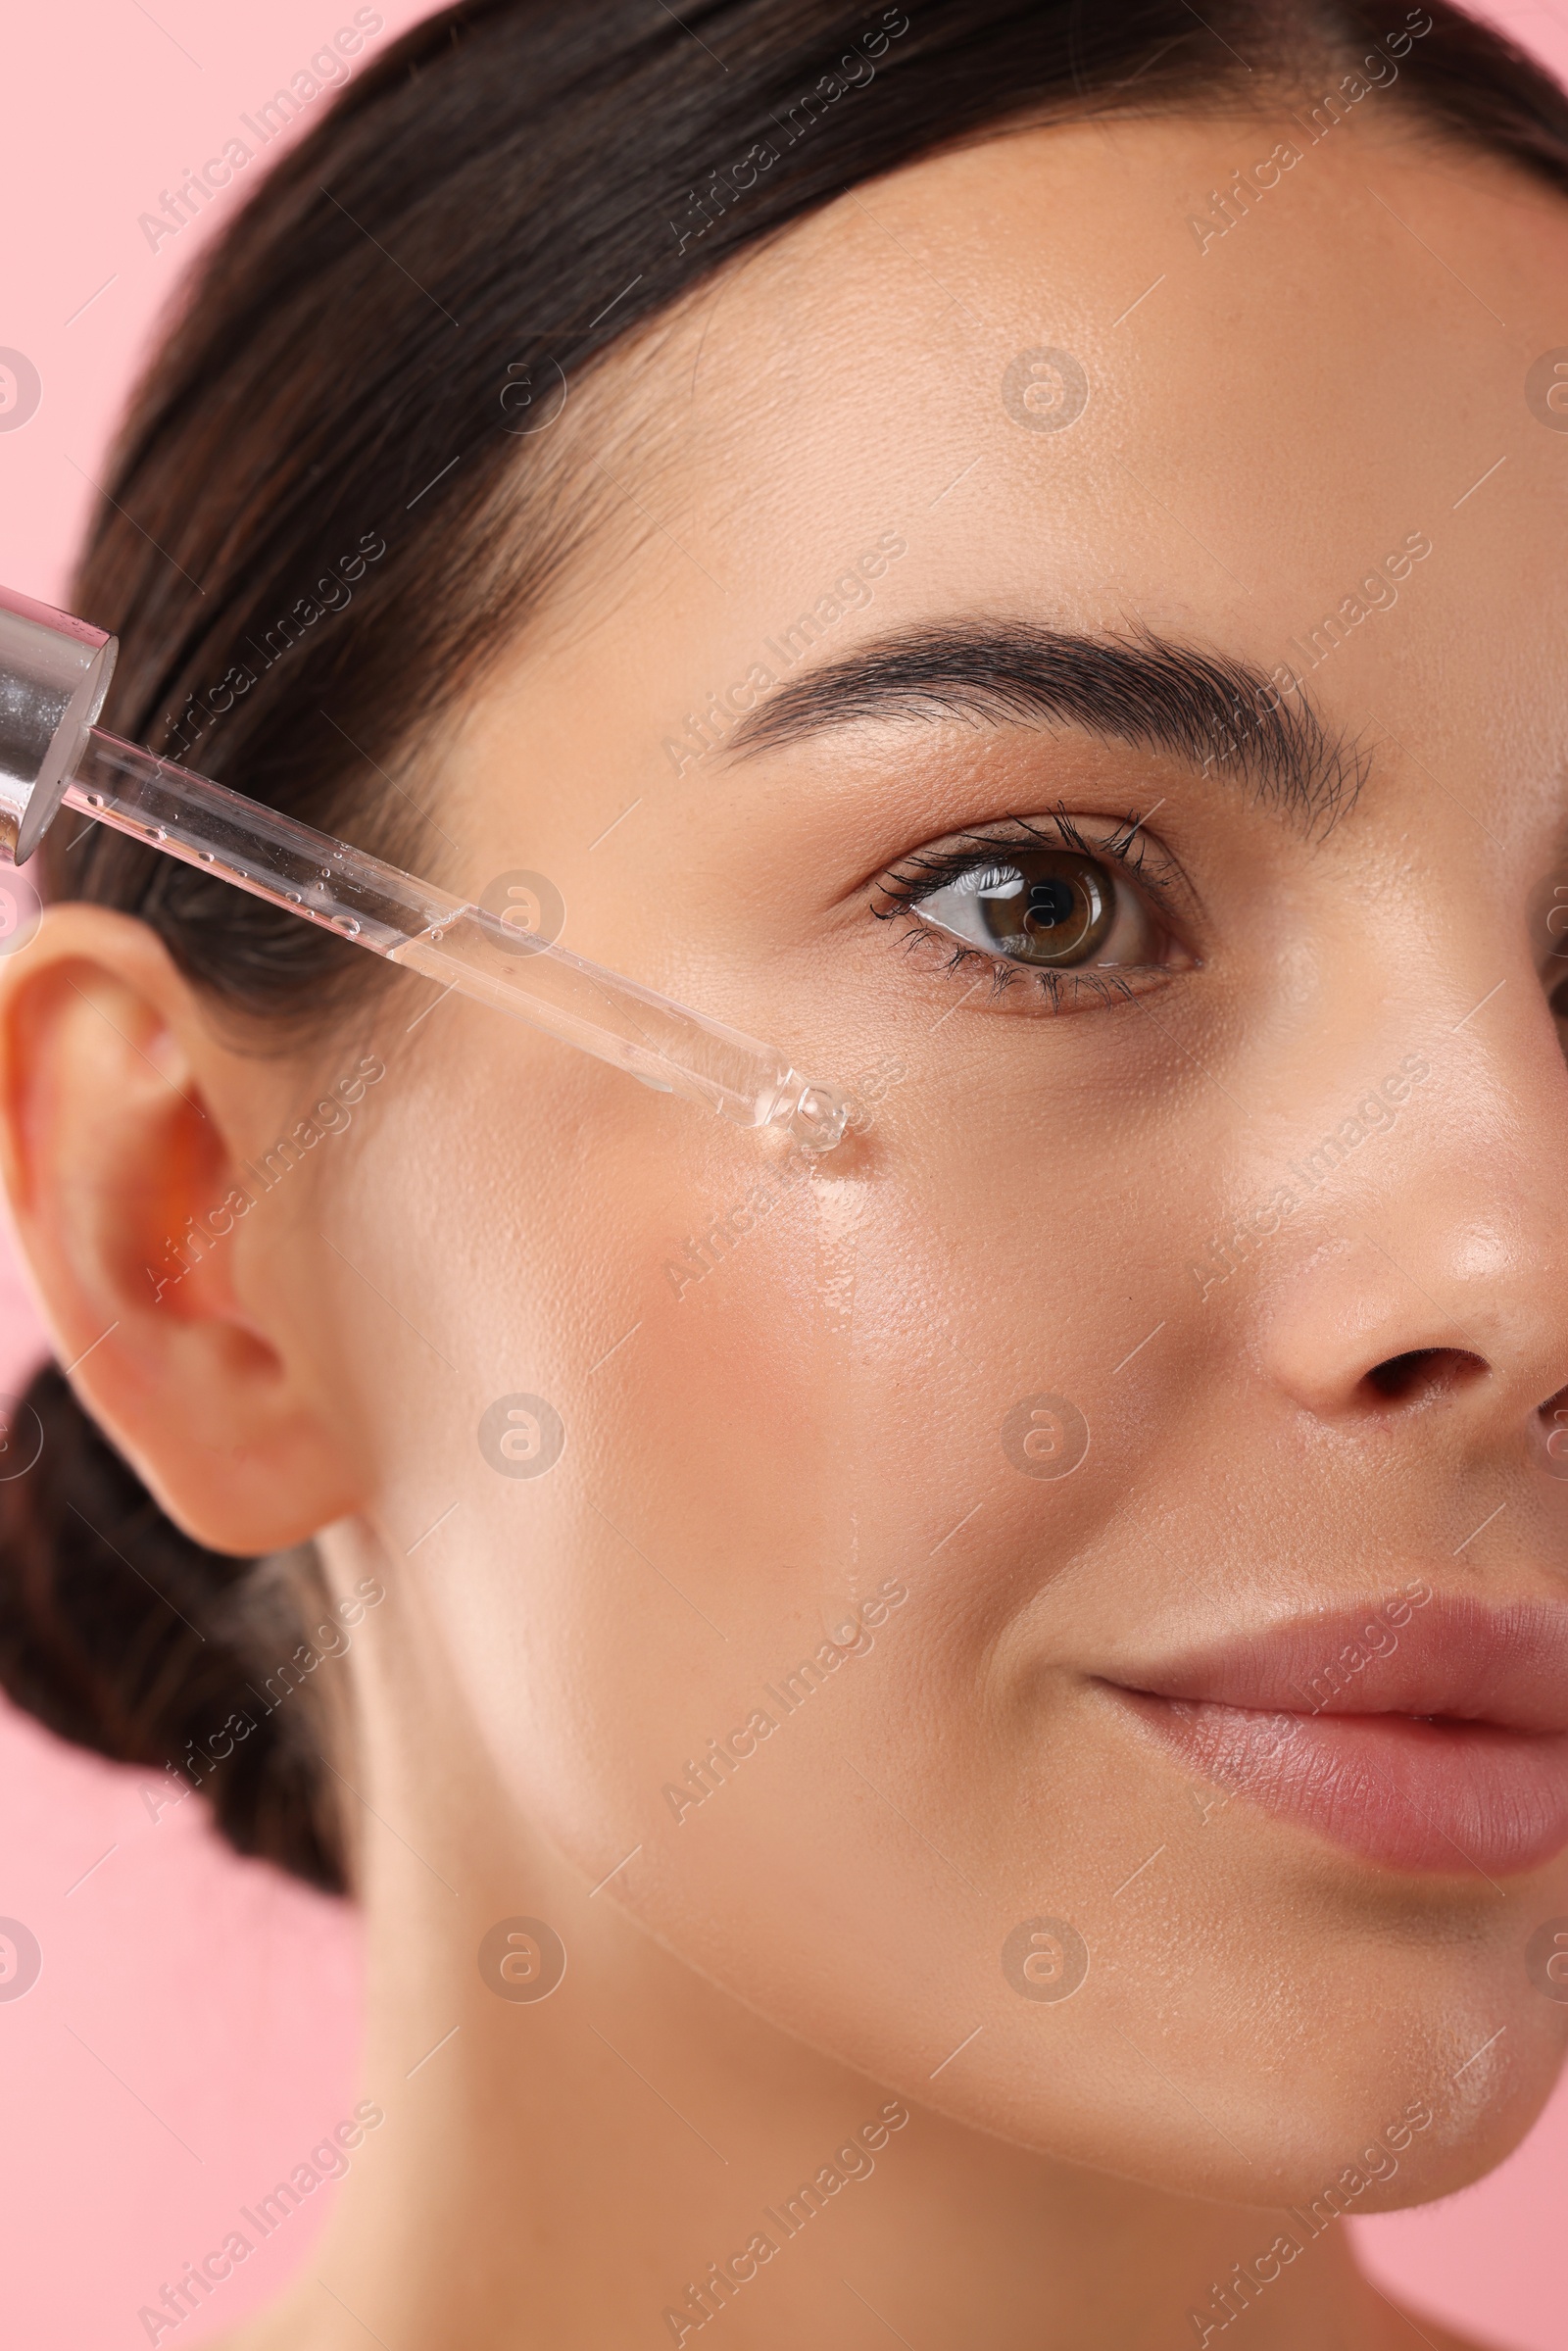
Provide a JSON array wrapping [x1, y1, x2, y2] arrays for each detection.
[[896, 911, 1179, 1010]]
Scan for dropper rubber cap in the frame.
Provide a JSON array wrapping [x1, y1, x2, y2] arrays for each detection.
[[0, 586, 118, 862]]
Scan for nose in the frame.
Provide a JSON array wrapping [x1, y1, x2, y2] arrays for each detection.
[[1253, 1000, 1568, 1457]]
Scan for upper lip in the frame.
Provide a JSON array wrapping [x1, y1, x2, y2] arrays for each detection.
[[1102, 1595, 1568, 1736]]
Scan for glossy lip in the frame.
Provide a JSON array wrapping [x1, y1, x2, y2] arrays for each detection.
[[1099, 1595, 1568, 1878]]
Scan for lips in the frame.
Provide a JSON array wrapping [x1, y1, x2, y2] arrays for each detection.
[[1102, 1595, 1568, 1877]]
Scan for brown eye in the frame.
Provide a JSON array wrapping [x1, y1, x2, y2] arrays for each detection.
[[971, 849, 1115, 966], [914, 845, 1130, 970], [897, 819, 1185, 999]]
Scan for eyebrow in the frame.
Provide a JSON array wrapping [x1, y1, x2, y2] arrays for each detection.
[[721, 619, 1366, 833]]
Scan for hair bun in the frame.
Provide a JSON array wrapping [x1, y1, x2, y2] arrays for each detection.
[[0, 1362, 345, 1891]]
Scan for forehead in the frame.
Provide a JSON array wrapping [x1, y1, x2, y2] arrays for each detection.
[[606, 109, 1568, 759]]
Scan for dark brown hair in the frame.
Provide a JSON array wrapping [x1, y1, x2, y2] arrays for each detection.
[[4, 0, 1566, 1891]]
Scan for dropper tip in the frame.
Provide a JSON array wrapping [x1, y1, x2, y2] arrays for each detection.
[[787, 1081, 850, 1151]]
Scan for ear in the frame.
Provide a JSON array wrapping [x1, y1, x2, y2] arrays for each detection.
[[0, 901, 368, 1552]]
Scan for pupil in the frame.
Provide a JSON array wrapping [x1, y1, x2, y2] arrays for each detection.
[[1026, 878, 1076, 930]]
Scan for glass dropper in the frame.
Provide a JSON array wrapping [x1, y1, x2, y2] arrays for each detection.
[[0, 587, 849, 1151]]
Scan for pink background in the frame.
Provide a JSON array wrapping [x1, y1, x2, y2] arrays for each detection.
[[3, 2, 1568, 2341]]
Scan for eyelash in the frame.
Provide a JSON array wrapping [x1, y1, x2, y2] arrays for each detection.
[[871, 808, 1185, 1011]]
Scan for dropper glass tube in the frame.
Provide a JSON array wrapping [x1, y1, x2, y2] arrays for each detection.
[[60, 727, 849, 1151]]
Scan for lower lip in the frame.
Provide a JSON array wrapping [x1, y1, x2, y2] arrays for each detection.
[[1110, 1689, 1568, 1877]]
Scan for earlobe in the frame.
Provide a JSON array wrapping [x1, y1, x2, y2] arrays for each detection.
[[0, 903, 365, 1554]]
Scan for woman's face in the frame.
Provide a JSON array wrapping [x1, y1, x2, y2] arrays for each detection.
[[58, 102, 1568, 2204]]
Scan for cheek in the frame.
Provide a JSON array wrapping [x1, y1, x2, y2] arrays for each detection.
[[361, 1037, 1224, 1853], [420, 1127, 1122, 1886]]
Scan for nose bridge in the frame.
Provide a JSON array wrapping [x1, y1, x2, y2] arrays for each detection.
[[1253, 962, 1568, 1417]]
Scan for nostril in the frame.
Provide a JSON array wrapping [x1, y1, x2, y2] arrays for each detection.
[[1361, 1347, 1489, 1405]]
